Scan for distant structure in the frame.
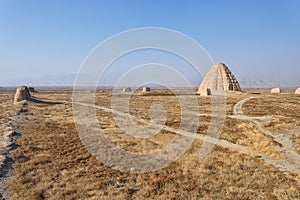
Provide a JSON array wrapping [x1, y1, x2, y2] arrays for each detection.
[[28, 87, 37, 93], [142, 87, 151, 92], [295, 88, 300, 94], [197, 62, 241, 96], [271, 88, 281, 94], [122, 87, 132, 92], [14, 86, 31, 104]]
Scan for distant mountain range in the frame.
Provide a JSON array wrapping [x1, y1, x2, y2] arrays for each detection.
[[238, 78, 299, 88], [3, 74, 300, 88], [5, 74, 78, 86]]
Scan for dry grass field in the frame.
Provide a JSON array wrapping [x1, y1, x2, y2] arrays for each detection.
[[0, 88, 300, 199]]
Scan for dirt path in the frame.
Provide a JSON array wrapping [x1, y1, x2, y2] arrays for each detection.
[[73, 101, 260, 168], [0, 102, 30, 200], [74, 102, 254, 154], [231, 96, 300, 173], [74, 95, 300, 173], [233, 96, 255, 116], [0, 112, 15, 200]]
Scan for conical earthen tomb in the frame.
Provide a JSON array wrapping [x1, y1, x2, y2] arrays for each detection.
[[197, 62, 241, 96]]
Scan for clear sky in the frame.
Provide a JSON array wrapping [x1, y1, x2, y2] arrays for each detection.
[[0, 0, 299, 86]]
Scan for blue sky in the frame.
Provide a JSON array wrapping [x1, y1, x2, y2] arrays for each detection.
[[0, 0, 299, 86]]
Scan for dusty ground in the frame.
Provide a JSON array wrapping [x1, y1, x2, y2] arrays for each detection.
[[0, 87, 299, 199]]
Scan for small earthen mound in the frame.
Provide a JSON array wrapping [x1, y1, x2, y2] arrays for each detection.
[[123, 87, 132, 92], [271, 88, 281, 94], [142, 87, 151, 92], [28, 87, 37, 93], [14, 86, 31, 104], [295, 88, 300, 94]]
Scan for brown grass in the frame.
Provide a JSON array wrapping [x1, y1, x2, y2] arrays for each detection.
[[243, 94, 300, 131], [291, 130, 300, 154], [0, 88, 299, 199]]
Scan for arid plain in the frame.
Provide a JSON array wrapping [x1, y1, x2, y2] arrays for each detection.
[[0, 88, 300, 199]]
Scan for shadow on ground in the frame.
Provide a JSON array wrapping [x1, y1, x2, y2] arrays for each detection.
[[30, 97, 63, 105]]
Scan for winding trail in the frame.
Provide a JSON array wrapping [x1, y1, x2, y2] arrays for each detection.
[[74, 95, 300, 173], [231, 96, 300, 173], [233, 97, 255, 116], [1, 94, 298, 198], [75, 102, 254, 155]]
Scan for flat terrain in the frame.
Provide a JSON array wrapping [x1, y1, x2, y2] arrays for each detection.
[[0, 88, 300, 199]]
